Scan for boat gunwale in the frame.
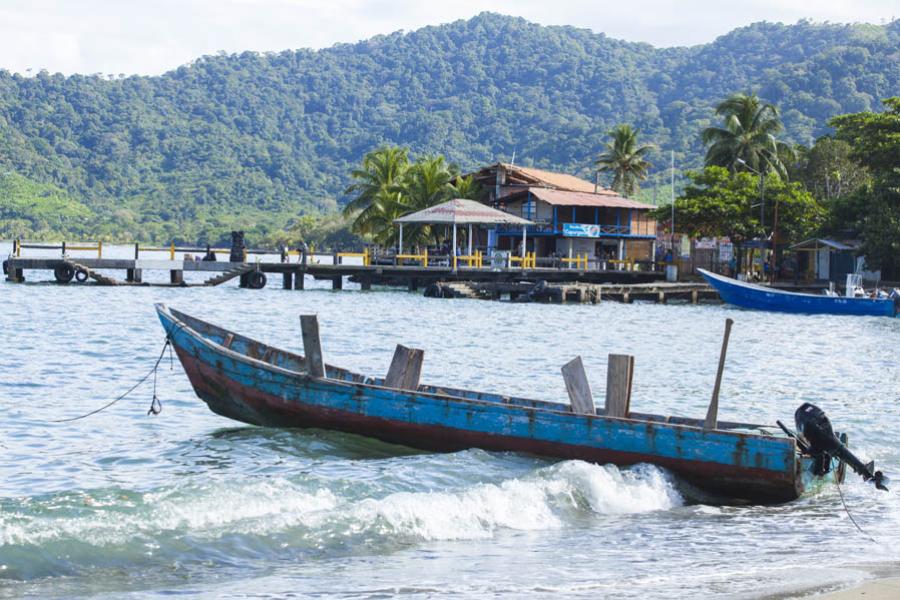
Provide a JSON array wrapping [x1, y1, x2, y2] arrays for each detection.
[[156, 303, 794, 446]]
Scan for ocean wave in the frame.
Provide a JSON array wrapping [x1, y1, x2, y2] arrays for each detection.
[[0, 461, 681, 556]]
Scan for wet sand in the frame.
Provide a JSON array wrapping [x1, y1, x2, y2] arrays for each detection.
[[813, 577, 900, 599]]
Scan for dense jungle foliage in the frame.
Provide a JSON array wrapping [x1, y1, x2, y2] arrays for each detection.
[[1, 13, 898, 243]]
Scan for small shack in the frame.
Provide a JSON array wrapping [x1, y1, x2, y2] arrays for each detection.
[[789, 238, 858, 282], [394, 198, 533, 269]]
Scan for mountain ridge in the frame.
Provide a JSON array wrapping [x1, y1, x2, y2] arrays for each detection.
[[1, 13, 898, 241]]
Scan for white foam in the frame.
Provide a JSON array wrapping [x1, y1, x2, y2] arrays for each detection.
[[0, 461, 682, 549], [337, 461, 682, 541], [0, 478, 338, 547], [553, 461, 684, 514]]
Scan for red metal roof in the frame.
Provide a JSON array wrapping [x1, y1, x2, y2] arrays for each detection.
[[394, 198, 534, 225], [517, 187, 656, 210]]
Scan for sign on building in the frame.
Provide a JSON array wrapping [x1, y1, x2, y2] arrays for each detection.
[[719, 242, 733, 262], [563, 223, 600, 238]]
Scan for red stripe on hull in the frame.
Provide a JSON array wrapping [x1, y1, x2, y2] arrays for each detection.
[[175, 347, 801, 503]]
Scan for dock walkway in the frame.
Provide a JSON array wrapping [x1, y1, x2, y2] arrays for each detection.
[[425, 280, 717, 304], [4, 256, 664, 290]]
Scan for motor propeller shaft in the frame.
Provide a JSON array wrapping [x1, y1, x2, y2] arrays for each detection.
[[794, 402, 889, 491]]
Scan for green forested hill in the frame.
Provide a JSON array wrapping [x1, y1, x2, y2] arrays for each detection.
[[1, 13, 898, 242]]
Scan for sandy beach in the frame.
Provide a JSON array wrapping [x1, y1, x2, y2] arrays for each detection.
[[812, 577, 900, 599]]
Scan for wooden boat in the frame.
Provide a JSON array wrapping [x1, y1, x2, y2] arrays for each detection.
[[699, 268, 898, 317], [157, 304, 853, 504]]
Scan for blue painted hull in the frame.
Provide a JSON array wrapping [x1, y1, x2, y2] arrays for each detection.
[[699, 269, 897, 316], [156, 304, 835, 504]]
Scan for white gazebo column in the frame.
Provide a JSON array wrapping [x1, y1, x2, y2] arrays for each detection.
[[521, 226, 527, 259], [617, 239, 625, 270], [452, 224, 458, 271], [398, 224, 404, 255], [467, 223, 473, 256]]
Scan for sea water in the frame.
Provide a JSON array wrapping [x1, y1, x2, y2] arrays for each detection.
[[1, 244, 898, 598]]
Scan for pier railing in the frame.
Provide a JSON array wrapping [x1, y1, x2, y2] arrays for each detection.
[[8, 239, 657, 273], [336, 250, 371, 266], [509, 252, 537, 269], [560, 255, 589, 270], [10, 239, 282, 261]]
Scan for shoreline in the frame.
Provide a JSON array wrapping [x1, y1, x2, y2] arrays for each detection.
[[813, 577, 900, 599]]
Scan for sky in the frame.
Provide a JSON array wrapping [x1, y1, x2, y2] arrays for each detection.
[[1, 0, 896, 76]]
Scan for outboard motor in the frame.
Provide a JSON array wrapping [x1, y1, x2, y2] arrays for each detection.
[[794, 402, 889, 491]]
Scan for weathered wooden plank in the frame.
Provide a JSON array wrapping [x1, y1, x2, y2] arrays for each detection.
[[705, 318, 734, 430], [561, 356, 595, 415], [300, 314, 326, 378], [384, 344, 424, 390], [605, 354, 634, 418]]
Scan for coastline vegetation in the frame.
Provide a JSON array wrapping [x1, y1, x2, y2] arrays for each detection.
[[1, 15, 898, 244]]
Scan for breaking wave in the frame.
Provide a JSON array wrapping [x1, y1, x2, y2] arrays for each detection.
[[0, 460, 681, 579]]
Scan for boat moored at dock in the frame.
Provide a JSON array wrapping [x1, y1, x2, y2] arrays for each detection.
[[699, 268, 899, 316]]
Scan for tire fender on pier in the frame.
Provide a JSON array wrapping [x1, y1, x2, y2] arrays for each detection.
[[54, 263, 75, 283], [247, 271, 267, 289]]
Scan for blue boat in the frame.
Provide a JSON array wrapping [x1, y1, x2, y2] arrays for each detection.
[[155, 304, 883, 504], [699, 269, 899, 317]]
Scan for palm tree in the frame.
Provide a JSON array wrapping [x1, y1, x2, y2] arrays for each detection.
[[450, 174, 483, 201], [596, 124, 654, 197], [343, 146, 409, 237], [387, 156, 457, 248], [396, 156, 456, 211], [702, 93, 794, 178]]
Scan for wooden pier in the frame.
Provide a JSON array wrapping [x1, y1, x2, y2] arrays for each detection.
[[423, 280, 717, 304], [3, 255, 665, 288]]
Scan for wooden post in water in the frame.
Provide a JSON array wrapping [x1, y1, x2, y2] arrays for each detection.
[[561, 356, 595, 415], [605, 354, 634, 418], [384, 344, 424, 390], [704, 318, 734, 430], [300, 314, 325, 378]]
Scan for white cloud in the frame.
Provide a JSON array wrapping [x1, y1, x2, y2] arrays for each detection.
[[0, 0, 895, 75]]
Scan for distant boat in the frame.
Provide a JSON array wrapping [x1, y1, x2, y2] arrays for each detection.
[[699, 269, 898, 317], [155, 304, 891, 504]]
